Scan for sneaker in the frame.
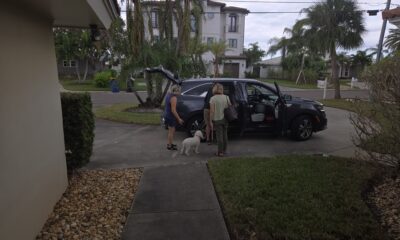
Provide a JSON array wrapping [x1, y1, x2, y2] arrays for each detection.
[[167, 144, 178, 150]]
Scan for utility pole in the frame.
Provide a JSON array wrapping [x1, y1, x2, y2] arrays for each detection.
[[376, 0, 391, 62]]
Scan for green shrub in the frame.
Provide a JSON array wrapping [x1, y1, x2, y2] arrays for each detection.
[[94, 70, 117, 88], [304, 69, 319, 84], [61, 93, 95, 172]]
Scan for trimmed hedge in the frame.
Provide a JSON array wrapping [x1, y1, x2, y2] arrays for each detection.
[[61, 93, 95, 172]]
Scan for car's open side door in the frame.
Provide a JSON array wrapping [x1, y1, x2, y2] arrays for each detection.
[[235, 82, 250, 136], [274, 82, 288, 135]]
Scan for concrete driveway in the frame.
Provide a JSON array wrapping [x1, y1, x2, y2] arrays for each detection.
[[87, 106, 356, 169]]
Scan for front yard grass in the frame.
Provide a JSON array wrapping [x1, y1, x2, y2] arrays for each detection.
[[60, 78, 147, 92], [208, 155, 386, 240], [319, 99, 360, 112], [95, 103, 161, 125]]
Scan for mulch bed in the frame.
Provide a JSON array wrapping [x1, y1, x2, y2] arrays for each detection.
[[36, 169, 142, 240], [370, 176, 400, 240]]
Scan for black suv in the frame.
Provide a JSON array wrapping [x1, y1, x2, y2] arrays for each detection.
[[145, 67, 327, 141]]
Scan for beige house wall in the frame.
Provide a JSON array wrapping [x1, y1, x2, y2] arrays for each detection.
[[0, 5, 68, 240]]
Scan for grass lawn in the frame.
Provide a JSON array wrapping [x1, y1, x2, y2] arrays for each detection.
[[95, 103, 162, 125], [319, 99, 360, 112], [208, 155, 385, 240], [60, 78, 147, 92], [260, 79, 353, 90]]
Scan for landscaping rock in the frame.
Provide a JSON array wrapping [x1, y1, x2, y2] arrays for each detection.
[[36, 169, 142, 240], [370, 176, 400, 240]]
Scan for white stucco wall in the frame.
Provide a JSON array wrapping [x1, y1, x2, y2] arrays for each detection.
[[224, 12, 246, 56], [202, 5, 222, 41], [0, 5, 68, 240]]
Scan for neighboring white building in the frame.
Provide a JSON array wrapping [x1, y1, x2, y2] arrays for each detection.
[[257, 57, 283, 79], [141, 0, 249, 78], [0, 1, 118, 239]]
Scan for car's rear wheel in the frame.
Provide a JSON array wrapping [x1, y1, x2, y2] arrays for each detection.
[[291, 115, 313, 141], [186, 115, 206, 137]]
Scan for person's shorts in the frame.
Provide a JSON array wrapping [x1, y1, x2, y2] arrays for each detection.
[[203, 109, 210, 126], [165, 117, 177, 128]]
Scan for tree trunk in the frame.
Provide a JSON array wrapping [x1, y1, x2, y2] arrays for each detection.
[[296, 53, 305, 84], [330, 44, 341, 99], [144, 71, 154, 101], [159, 80, 172, 106], [75, 64, 81, 82], [214, 58, 219, 77], [83, 58, 89, 82]]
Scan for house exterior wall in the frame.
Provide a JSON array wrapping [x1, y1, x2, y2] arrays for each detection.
[[0, 5, 68, 239], [224, 11, 245, 56]]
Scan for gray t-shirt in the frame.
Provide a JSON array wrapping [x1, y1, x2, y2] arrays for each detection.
[[210, 94, 231, 121]]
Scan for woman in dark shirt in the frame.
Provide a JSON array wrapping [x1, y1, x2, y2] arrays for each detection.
[[164, 85, 184, 150]]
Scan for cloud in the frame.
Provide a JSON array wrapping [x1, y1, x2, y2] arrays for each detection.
[[233, 0, 393, 56]]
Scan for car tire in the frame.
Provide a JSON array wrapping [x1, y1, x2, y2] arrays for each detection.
[[291, 115, 313, 141], [186, 115, 206, 137]]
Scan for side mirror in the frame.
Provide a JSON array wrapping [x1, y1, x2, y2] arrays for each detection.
[[283, 94, 292, 101]]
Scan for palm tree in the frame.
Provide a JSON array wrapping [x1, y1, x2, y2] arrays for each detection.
[[350, 50, 373, 77], [209, 40, 228, 77], [384, 28, 400, 53], [267, 23, 310, 83], [301, 0, 366, 99]]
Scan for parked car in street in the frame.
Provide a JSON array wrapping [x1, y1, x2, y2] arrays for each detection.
[[145, 67, 327, 141]]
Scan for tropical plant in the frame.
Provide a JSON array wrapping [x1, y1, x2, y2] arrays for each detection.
[[209, 40, 228, 77], [301, 0, 366, 98], [384, 28, 400, 53], [350, 50, 373, 77], [244, 42, 266, 67]]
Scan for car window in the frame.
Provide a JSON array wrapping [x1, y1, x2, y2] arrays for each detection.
[[183, 83, 212, 96], [246, 83, 278, 102], [181, 81, 201, 92]]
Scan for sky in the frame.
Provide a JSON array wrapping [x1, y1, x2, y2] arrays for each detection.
[[123, 0, 400, 59]]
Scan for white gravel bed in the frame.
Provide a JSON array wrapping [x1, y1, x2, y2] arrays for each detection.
[[371, 176, 400, 240], [36, 169, 142, 240]]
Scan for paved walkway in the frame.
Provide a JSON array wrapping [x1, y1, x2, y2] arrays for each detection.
[[121, 163, 230, 240]]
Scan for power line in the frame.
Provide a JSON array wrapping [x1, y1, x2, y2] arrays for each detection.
[[121, 10, 383, 14], [215, 0, 395, 4]]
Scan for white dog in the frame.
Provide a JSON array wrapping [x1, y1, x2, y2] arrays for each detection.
[[180, 130, 204, 156]]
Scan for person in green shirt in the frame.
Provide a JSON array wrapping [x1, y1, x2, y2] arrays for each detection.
[[209, 83, 231, 157]]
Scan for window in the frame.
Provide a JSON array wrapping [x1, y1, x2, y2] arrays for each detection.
[[228, 39, 237, 48], [246, 83, 278, 103], [344, 66, 349, 77], [207, 37, 214, 45], [151, 10, 158, 28], [190, 15, 196, 32], [63, 60, 76, 68], [183, 83, 212, 97], [207, 12, 214, 19], [228, 14, 238, 32]]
